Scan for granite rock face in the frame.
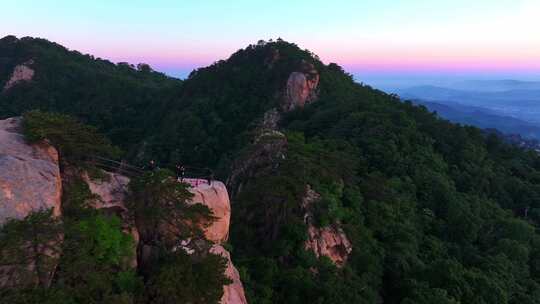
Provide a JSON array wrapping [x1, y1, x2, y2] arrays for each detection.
[[302, 186, 352, 267], [184, 179, 247, 304], [0, 117, 62, 288], [83, 171, 130, 212], [210, 244, 249, 304], [305, 225, 352, 267], [0, 117, 61, 225], [184, 178, 231, 244], [284, 61, 319, 111], [3, 60, 35, 91]]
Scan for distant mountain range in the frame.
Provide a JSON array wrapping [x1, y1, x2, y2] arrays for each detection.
[[412, 99, 540, 142], [399, 85, 540, 108], [397, 80, 540, 140], [451, 79, 540, 92]]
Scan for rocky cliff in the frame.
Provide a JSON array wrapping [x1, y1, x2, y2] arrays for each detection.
[[302, 186, 352, 267], [227, 57, 320, 191], [0, 117, 62, 288], [184, 178, 248, 304], [0, 117, 61, 224], [80, 173, 247, 303], [210, 244, 248, 304], [284, 60, 319, 111], [228, 63, 351, 268], [184, 178, 231, 244]]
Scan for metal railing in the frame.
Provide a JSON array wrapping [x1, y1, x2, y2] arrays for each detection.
[[85, 155, 145, 177], [84, 156, 214, 181]]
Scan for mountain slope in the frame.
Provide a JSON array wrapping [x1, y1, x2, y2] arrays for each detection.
[[1, 36, 540, 303], [0, 35, 182, 152]]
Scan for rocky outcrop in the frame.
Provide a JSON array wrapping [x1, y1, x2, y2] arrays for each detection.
[[184, 178, 231, 244], [0, 116, 246, 300], [229, 60, 319, 194], [305, 225, 352, 267], [259, 108, 280, 131], [227, 106, 288, 197], [210, 244, 248, 304], [82, 170, 139, 267], [0, 117, 61, 225], [183, 179, 247, 304], [302, 186, 352, 267], [0, 117, 62, 288], [3, 60, 35, 91], [83, 174, 247, 302], [284, 61, 319, 111], [0, 115, 246, 299], [83, 171, 130, 212], [227, 130, 287, 198]]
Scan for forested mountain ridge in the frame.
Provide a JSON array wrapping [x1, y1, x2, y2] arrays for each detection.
[[1, 36, 540, 303], [0, 35, 182, 154]]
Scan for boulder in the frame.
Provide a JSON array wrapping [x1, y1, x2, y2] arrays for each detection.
[[0, 117, 61, 225], [210, 244, 248, 304], [184, 178, 231, 244], [3, 60, 35, 91]]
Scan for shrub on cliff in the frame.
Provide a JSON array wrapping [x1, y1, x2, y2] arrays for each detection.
[[127, 169, 214, 246], [22, 110, 121, 161]]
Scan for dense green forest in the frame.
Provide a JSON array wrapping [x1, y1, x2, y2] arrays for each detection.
[[1, 36, 540, 303], [0, 35, 182, 157]]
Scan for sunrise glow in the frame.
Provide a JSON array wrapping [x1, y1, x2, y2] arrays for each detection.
[[2, 0, 539, 79]]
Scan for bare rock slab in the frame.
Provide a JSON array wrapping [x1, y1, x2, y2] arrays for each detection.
[[0, 117, 61, 225], [210, 244, 249, 304], [185, 178, 231, 244]]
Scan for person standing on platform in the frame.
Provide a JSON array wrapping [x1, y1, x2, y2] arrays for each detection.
[[148, 160, 157, 171], [176, 164, 186, 182]]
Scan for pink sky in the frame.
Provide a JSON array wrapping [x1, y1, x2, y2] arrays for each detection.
[[1, 0, 539, 82]]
